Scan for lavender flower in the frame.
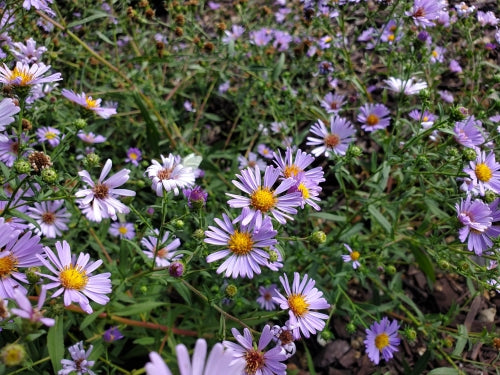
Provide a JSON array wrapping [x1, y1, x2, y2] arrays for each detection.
[[146, 153, 196, 196], [222, 25, 245, 44], [183, 185, 208, 208], [109, 222, 136, 240], [342, 244, 361, 269], [75, 159, 136, 222], [10, 37, 47, 64], [205, 214, 278, 278], [307, 116, 356, 157], [358, 103, 391, 132], [223, 325, 287, 375], [103, 326, 124, 343], [384, 77, 428, 95], [454, 116, 486, 148], [238, 152, 267, 171], [257, 284, 279, 310], [320, 93, 346, 114], [406, 0, 446, 28], [10, 288, 55, 327], [23, 0, 55, 16], [0, 98, 20, 131], [257, 144, 274, 159], [463, 151, 500, 195], [125, 147, 142, 166], [0, 62, 62, 87], [36, 126, 61, 148], [77, 131, 107, 144], [271, 323, 296, 358], [274, 272, 330, 339], [59, 341, 95, 375], [364, 317, 400, 365], [27, 200, 71, 238], [141, 229, 182, 268], [37, 240, 112, 314], [61, 89, 116, 119]]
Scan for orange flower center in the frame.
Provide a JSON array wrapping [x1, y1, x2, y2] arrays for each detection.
[[288, 293, 309, 317], [366, 114, 380, 126], [250, 188, 276, 213], [375, 332, 389, 350], [324, 134, 340, 148], [0, 254, 18, 278]]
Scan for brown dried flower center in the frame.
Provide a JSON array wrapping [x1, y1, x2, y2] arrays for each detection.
[[93, 183, 109, 199]]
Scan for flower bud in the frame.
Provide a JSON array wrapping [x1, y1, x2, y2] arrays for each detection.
[[41, 167, 58, 184], [26, 267, 41, 284], [404, 327, 417, 342], [484, 190, 497, 204], [83, 153, 101, 168], [347, 145, 362, 158], [193, 228, 205, 239], [463, 148, 477, 161], [346, 322, 356, 334], [14, 159, 31, 175], [174, 219, 184, 229], [385, 265, 397, 275], [320, 329, 333, 341], [73, 118, 87, 129], [1, 343, 25, 366], [310, 230, 327, 244], [225, 284, 238, 298], [169, 261, 184, 278]]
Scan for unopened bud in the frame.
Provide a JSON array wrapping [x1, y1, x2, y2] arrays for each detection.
[[310, 230, 327, 244], [1, 343, 25, 366]]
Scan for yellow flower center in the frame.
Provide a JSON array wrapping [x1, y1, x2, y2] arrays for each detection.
[[250, 188, 276, 213], [350, 251, 360, 261], [366, 114, 379, 126], [388, 34, 395, 42], [59, 265, 88, 290], [0, 254, 17, 278], [475, 163, 492, 182], [129, 152, 138, 160], [423, 116, 429, 122], [298, 183, 310, 199], [85, 96, 98, 109], [431, 50, 438, 58], [45, 132, 57, 140], [288, 293, 309, 317], [9, 66, 34, 86], [228, 230, 254, 255], [118, 226, 128, 235], [244, 349, 265, 374], [284, 164, 301, 178], [375, 332, 389, 350]]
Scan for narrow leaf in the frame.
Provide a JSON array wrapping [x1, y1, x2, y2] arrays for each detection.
[[427, 368, 460, 375], [114, 301, 166, 316], [368, 205, 392, 233], [47, 316, 64, 373]]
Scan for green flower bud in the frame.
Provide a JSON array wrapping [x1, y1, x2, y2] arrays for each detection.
[[193, 228, 205, 240], [26, 267, 41, 284], [484, 190, 497, 204], [404, 327, 417, 342], [437, 259, 450, 270], [41, 168, 58, 184], [73, 118, 87, 129], [14, 159, 31, 175], [463, 148, 477, 161], [174, 219, 184, 229], [225, 284, 238, 297], [140, 285, 148, 294], [136, 179, 146, 189], [83, 153, 101, 168], [346, 322, 356, 334], [1, 343, 25, 366], [320, 329, 333, 341], [446, 146, 459, 158], [416, 155, 428, 165], [310, 230, 327, 245], [347, 145, 363, 158], [268, 249, 279, 263], [385, 265, 397, 275], [459, 261, 469, 271]]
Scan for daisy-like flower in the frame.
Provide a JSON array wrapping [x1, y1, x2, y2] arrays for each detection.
[[257, 284, 279, 310], [183, 185, 208, 209], [409, 109, 436, 129], [23, 0, 55, 16], [438, 90, 454, 103], [320, 93, 346, 114], [77, 131, 107, 144], [287, 174, 323, 211], [364, 317, 400, 365], [454, 116, 486, 148], [61, 89, 116, 119], [27, 200, 71, 238], [273, 272, 330, 339], [0, 62, 61, 88], [223, 325, 287, 375], [37, 240, 112, 314], [0, 98, 20, 131], [0, 222, 43, 299], [146, 153, 196, 196], [358, 103, 391, 132], [222, 25, 245, 44], [342, 244, 361, 269], [109, 222, 136, 240], [456, 196, 500, 255], [384, 77, 428, 95], [271, 323, 296, 359], [10, 37, 47, 64], [103, 326, 124, 343], [429, 46, 446, 63], [238, 152, 267, 171], [226, 165, 302, 225], [273, 147, 325, 185], [141, 229, 182, 267], [11, 288, 55, 327], [307, 116, 356, 157], [406, 0, 446, 28], [257, 143, 274, 159], [0, 131, 31, 167], [205, 214, 278, 278], [36, 126, 61, 148], [75, 159, 135, 222], [59, 341, 95, 375], [125, 147, 142, 166], [463, 151, 500, 195], [145, 339, 244, 375]]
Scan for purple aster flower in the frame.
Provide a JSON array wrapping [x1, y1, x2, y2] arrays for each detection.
[[273, 272, 330, 339], [250, 28, 273, 46], [318, 61, 334, 75], [109, 222, 135, 240], [342, 244, 361, 269], [141, 229, 182, 268], [381, 20, 401, 44], [273, 30, 293, 51], [257, 144, 274, 159], [125, 147, 142, 166], [218, 81, 230, 94], [477, 11, 498, 26], [238, 152, 267, 171], [0, 222, 43, 299], [463, 151, 500, 195], [146, 339, 244, 375], [286, 172, 323, 210], [0, 131, 31, 167], [307, 115, 356, 157], [454, 116, 486, 148], [358, 103, 391, 132], [456, 196, 500, 255], [320, 93, 346, 114], [409, 109, 436, 129], [222, 25, 245, 44], [103, 326, 124, 343], [27, 200, 71, 238], [169, 261, 184, 278], [384, 77, 428, 95], [75, 159, 136, 222], [271, 323, 296, 359], [59, 341, 95, 375], [11, 287, 55, 327], [364, 317, 400, 365], [77, 131, 107, 144], [37, 240, 112, 314], [23, 0, 55, 16], [146, 153, 196, 196], [184, 100, 196, 112], [257, 284, 279, 310], [406, 0, 446, 28], [10, 37, 47, 64], [223, 325, 287, 375], [449, 59, 463, 73], [0, 62, 62, 87], [226, 165, 302, 225], [61, 89, 116, 119], [36, 126, 61, 148], [438, 90, 454, 103], [0, 98, 20, 131], [273, 147, 325, 185], [183, 185, 208, 208], [205, 214, 278, 278]]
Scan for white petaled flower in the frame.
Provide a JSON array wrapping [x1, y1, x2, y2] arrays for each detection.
[[384, 77, 428, 95], [145, 153, 196, 196], [0, 61, 62, 87], [0, 98, 20, 131], [61, 89, 117, 119], [75, 159, 136, 222], [27, 200, 71, 238]]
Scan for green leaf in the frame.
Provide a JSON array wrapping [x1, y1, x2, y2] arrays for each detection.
[[339, 222, 364, 242], [451, 325, 468, 356], [96, 31, 114, 45], [409, 349, 430, 375], [67, 12, 110, 28], [368, 205, 392, 234], [310, 212, 347, 222], [302, 342, 317, 375], [133, 337, 156, 346], [133, 92, 160, 156], [80, 308, 105, 330], [203, 113, 224, 122], [272, 53, 285, 81], [114, 301, 166, 316], [410, 246, 436, 285], [172, 281, 191, 304], [427, 368, 460, 375], [47, 316, 64, 373]]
